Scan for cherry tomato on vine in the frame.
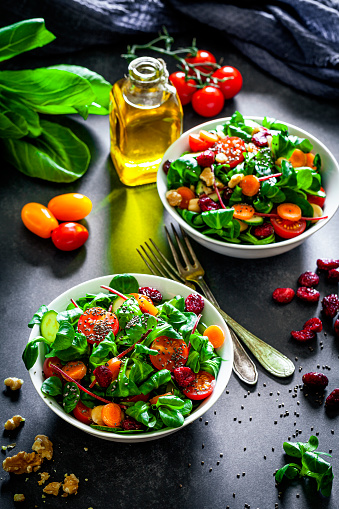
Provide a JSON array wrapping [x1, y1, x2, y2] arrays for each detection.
[[78, 307, 119, 344], [185, 50, 217, 75], [270, 217, 306, 239], [51, 222, 88, 251], [169, 71, 197, 105], [73, 401, 93, 425], [21, 203, 59, 239], [211, 66, 243, 99], [212, 136, 246, 167], [182, 371, 215, 400], [191, 86, 224, 117], [48, 193, 92, 221]]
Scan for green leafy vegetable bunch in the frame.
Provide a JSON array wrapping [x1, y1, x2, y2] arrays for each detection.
[[0, 18, 112, 182]]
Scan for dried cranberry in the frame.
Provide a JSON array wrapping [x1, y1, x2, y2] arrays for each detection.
[[327, 268, 339, 283], [334, 318, 339, 338], [302, 372, 329, 389], [316, 258, 339, 270], [322, 294, 339, 318], [162, 159, 173, 175], [222, 187, 233, 202], [325, 389, 339, 411], [121, 417, 143, 430], [272, 287, 295, 304], [93, 365, 113, 388], [173, 366, 195, 388], [303, 317, 323, 333], [253, 223, 274, 239], [197, 150, 215, 167], [297, 271, 319, 287], [198, 195, 220, 211], [251, 129, 270, 147], [139, 286, 162, 303], [291, 329, 315, 342], [185, 293, 204, 315], [296, 287, 320, 303]]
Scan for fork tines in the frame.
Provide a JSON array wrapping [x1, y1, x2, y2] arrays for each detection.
[[137, 240, 184, 284]]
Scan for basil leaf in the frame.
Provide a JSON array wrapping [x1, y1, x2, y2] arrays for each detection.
[[0, 108, 28, 139], [283, 442, 302, 458], [0, 95, 41, 138], [41, 376, 63, 397], [2, 119, 91, 183], [0, 19, 55, 63], [319, 466, 334, 497], [62, 382, 80, 413], [109, 274, 139, 294]]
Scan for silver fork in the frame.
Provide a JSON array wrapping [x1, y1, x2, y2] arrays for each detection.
[[138, 224, 295, 380]]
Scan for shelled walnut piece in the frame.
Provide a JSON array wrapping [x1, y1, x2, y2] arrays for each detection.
[[4, 377, 23, 391], [43, 481, 62, 496], [63, 473, 79, 495], [4, 415, 25, 431], [38, 472, 50, 485], [13, 494, 25, 502], [2, 435, 53, 474]]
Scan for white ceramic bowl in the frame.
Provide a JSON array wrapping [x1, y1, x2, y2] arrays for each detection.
[[29, 274, 233, 442], [157, 116, 339, 259]]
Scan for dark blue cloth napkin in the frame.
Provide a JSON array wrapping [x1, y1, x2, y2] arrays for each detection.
[[1, 0, 338, 98]]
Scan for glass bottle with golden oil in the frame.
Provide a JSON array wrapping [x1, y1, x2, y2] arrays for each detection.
[[109, 56, 183, 186]]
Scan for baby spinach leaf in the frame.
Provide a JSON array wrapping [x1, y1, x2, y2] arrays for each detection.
[[0, 18, 55, 63], [228, 185, 243, 206], [262, 116, 288, 131], [2, 119, 91, 183], [109, 274, 139, 294], [186, 349, 200, 373], [283, 441, 302, 458], [144, 320, 182, 346], [126, 401, 156, 428], [158, 407, 184, 428], [28, 305, 49, 328], [125, 314, 157, 342], [115, 296, 142, 329], [190, 332, 215, 362], [139, 369, 172, 395], [89, 332, 118, 369], [134, 344, 158, 356], [47, 332, 89, 362], [201, 209, 234, 229], [283, 189, 314, 217], [107, 360, 140, 398], [80, 387, 106, 408], [62, 382, 80, 413], [155, 395, 185, 409], [181, 398, 193, 416], [319, 466, 334, 497], [239, 231, 275, 245], [167, 154, 201, 188], [22, 336, 52, 370], [52, 321, 75, 351], [128, 358, 154, 386], [41, 376, 63, 397], [271, 133, 297, 160], [82, 292, 115, 311], [253, 197, 273, 213], [200, 356, 222, 377], [275, 463, 300, 482], [176, 208, 205, 229], [56, 307, 83, 324]]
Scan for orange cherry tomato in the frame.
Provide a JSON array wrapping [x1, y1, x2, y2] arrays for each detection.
[[21, 202, 59, 239], [130, 293, 158, 316], [48, 193, 92, 221], [150, 336, 189, 371]]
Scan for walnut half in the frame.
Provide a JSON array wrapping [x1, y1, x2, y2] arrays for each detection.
[[32, 435, 53, 461], [4, 415, 25, 431], [4, 377, 23, 391], [3, 451, 42, 474]]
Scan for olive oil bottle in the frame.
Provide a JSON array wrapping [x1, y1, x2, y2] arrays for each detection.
[[109, 57, 183, 186]]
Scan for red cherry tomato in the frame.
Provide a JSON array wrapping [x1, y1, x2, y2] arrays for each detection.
[[150, 336, 189, 372], [270, 217, 307, 239], [307, 187, 326, 208], [78, 307, 119, 344], [185, 50, 217, 76], [188, 133, 215, 152], [212, 136, 246, 168], [21, 203, 59, 239], [43, 356, 63, 379], [48, 193, 92, 221], [51, 222, 88, 251], [73, 401, 92, 425], [191, 86, 225, 117], [182, 371, 215, 400], [169, 71, 197, 106], [211, 66, 243, 99]]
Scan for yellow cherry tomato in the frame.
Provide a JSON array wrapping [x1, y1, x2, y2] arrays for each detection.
[[21, 203, 59, 239], [47, 193, 92, 221]]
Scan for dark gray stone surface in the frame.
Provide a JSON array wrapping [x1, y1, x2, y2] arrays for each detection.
[[1, 29, 338, 509]]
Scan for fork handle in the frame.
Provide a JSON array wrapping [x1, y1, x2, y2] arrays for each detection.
[[229, 329, 258, 385], [217, 308, 295, 378]]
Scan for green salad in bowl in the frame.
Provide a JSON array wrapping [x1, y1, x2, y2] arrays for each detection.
[[23, 274, 232, 442], [157, 111, 339, 258]]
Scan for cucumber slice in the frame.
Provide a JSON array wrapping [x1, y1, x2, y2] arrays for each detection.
[[40, 310, 59, 342], [90, 424, 121, 432], [112, 296, 126, 313], [243, 215, 264, 226], [195, 180, 204, 195]]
